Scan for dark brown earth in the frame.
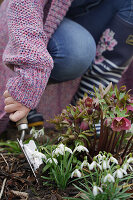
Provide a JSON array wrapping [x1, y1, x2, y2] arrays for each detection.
[[0, 122, 79, 200]]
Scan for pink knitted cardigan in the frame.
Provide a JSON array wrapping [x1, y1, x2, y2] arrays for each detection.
[[3, 0, 73, 109]]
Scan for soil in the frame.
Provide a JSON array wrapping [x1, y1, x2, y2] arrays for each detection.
[[0, 122, 78, 200]]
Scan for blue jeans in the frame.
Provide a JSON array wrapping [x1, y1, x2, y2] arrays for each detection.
[[47, 0, 132, 82]]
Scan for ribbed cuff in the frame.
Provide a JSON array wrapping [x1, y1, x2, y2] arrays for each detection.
[[6, 66, 52, 109], [44, 0, 72, 42]]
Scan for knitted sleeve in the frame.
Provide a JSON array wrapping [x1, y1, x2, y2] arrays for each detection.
[[2, 0, 53, 109]]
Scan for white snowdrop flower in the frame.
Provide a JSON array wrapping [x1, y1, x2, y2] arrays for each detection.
[[103, 174, 115, 183], [52, 144, 72, 156], [71, 169, 82, 178], [38, 128, 44, 137], [46, 158, 58, 165], [123, 162, 133, 172], [127, 157, 133, 164], [73, 145, 89, 153], [113, 168, 127, 179], [102, 160, 109, 170], [64, 147, 73, 154], [95, 153, 103, 162], [81, 160, 89, 170], [122, 163, 129, 172], [52, 144, 65, 156], [58, 136, 64, 141], [93, 185, 103, 196], [110, 156, 118, 164], [96, 163, 102, 171], [24, 140, 46, 170], [52, 148, 64, 156], [89, 161, 97, 170]]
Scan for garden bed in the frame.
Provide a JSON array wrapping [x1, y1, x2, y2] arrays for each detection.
[[0, 84, 133, 200]]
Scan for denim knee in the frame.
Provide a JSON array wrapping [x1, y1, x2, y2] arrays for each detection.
[[118, 0, 133, 24], [48, 18, 96, 82]]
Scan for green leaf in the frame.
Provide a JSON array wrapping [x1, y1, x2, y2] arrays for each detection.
[[119, 92, 126, 101]]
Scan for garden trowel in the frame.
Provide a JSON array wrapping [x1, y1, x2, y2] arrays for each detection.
[[16, 117, 39, 183]]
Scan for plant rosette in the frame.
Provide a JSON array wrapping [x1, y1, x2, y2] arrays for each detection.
[[49, 83, 133, 159]]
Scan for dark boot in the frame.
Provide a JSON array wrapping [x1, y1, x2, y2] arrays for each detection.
[[72, 15, 133, 104]]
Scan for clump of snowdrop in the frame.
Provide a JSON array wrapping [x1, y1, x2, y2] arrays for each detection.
[[30, 127, 44, 139], [40, 143, 89, 190], [72, 152, 133, 200]]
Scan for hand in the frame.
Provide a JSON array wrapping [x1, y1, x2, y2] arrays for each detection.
[[3, 90, 30, 122]]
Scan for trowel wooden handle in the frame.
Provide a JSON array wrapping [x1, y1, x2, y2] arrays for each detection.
[[16, 117, 28, 131]]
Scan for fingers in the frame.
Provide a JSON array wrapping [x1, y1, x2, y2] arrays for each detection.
[[3, 90, 11, 98], [9, 110, 29, 122], [4, 103, 20, 113], [4, 97, 15, 105], [3, 90, 30, 122]]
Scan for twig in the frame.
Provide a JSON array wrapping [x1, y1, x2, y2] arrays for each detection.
[[121, 135, 133, 158], [0, 153, 9, 171], [108, 131, 116, 153], [11, 190, 29, 199], [116, 131, 125, 153], [0, 178, 7, 200]]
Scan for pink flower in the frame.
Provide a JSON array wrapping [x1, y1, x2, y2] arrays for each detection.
[[80, 121, 89, 131], [126, 105, 133, 113], [84, 97, 93, 107], [111, 117, 131, 132]]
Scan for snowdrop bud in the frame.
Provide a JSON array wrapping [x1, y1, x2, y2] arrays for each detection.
[[102, 160, 108, 170], [93, 185, 103, 196], [89, 161, 97, 170], [73, 145, 89, 153], [103, 174, 115, 183], [71, 169, 82, 178]]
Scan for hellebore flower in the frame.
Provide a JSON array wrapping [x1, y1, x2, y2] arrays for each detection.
[[84, 97, 93, 107], [80, 121, 89, 131], [111, 117, 131, 132], [126, 105, 133, 113], [93, 185, 103, 196], [103, 174, 115, 183], [73, 145, 89, 153], [71, 169, 82, 178]]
